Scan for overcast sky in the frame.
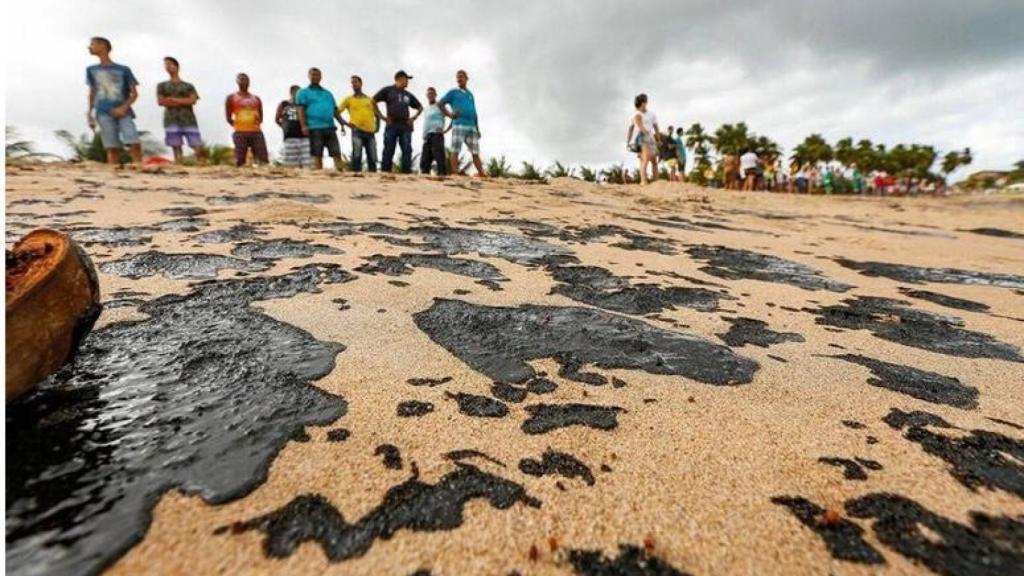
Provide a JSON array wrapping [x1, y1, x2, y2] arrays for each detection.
[[6, 1, 1023, 177]]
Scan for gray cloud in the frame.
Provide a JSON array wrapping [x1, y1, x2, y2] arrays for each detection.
[[7, 0, 1023, 175]]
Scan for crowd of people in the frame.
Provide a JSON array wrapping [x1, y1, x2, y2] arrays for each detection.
[[85, 36, 486, 175]]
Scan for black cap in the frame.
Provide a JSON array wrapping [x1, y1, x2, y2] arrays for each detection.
[[395, 70, 413, 80]]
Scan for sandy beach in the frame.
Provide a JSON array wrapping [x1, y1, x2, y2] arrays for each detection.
[[6, 162, 1024, 575]]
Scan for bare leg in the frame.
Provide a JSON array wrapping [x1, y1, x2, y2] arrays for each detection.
[[472, 154, 486, 177], [106, 149, 120, 165], [172, 146, 184, 164], [312, 157, 323, 170], [194, 146, 207, 166], [129, 143, 142, 164], [449, 152, 459, 176], [637, 154, 647, 185], [332, 155, 344, 171]]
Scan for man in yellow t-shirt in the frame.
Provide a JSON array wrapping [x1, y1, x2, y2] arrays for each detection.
[[337, 75, 378, 172]]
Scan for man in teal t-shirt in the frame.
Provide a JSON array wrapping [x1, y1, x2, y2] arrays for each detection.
[[296, 67, 345, 170], [439, 69, 485, 177]]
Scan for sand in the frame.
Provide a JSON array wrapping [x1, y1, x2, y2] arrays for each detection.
[[5, 162, 1024, 576]]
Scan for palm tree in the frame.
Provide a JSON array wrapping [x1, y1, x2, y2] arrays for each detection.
[[578, 166, 598, 182], [834, 137, 856, 170], [486, 155, 514, 178], [790, 133, 833, 168], [940, 148, 972, 178], [685, 123, 714, 184], [546, 161, 574, 179], [5, 127, 58, 160], [518, 161, 545, 181], [752, 135, 781, 164], [712, 122, 752, 156]]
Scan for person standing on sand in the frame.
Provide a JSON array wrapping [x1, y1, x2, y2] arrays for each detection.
[[722, 154, 740, 190], [338, 75, 378, 173], [674, 127, 688, 181], [296, 68, 345, 171], [439, 70, 486, 177], [86, 37, 142, 165], [420, 87, 450, 176], [662, 126, 679, 181], [156, 57, 205, 165], [374, 70, 423, 174], [225, 73, 268, 167], [740, 148, 759, 191], [626, 93, 659, 185], [275, 85, 311, 168]]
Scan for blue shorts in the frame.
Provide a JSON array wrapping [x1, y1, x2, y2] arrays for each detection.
[[165, 125, 203, 148], [96, 113, 140, 150]]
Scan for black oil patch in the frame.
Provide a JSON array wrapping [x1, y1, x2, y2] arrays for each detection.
[[100, 250, 273, 280], [835, 258, 1024, 290], [356, 253, 506, 283], [206, 191, 331, 205], [408, 226, 572, 265], [446, 392, 509, 418], [547, 263, 728, 315], [231, 238, 341, 260], [220, 463, 541, 562], [883, 409, 1024, 497], [842, 420, 866, 429], [491, 377, 558, 404], [809, 296, 1023, 362], [191, 223, 266, 244], [5, 264, 353, 576], [898, 287, 990, 313], [568, 544, 691, 575], [686, 244, 853, 292], [830, 354, 979, 409], [818, 457, 883, 481], [988, 417, 1024, 431], [480, 218, 560, 237], [717, 317, 805, 348], [375, 444, 403, 469], [327, 428, 351, 442], [412, 299, 759, 386], [70, 225, 156, 247], [961, 227, 1024, 240], [397, 401, 435, 417], [559, 224, 677, 255], [519, 448, 595, 486], [521, 404, 625, 435], [846, 492, 1024, 576], [407, 376, 452, 387], [159, 206, 207, 217], [444, 449, 506, 468], [770, 496, 885, 564]]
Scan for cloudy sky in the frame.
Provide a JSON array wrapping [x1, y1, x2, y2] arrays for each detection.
[[6, 1, 1023, 177]]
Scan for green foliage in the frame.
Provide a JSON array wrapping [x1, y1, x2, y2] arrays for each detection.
[[518, 161, 545, 181], [546, 161, 574, 179], [486, 155, 514, 178], [941, 148, 972, 175], [601, 164, 627, 184], [712, 122, 752, 156], [790, 133, 833, 167], [578, 165, 598, 182], [55, 128, 164, 164]]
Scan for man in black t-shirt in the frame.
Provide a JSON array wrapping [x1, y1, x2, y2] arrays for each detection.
[[275, 85, 311, 168], [373, 70, 423, 173]]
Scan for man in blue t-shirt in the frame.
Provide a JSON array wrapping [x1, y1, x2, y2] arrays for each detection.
[[439, 70, 485, 177], [85, 36, 142, 165], [296, 67, 346, 171]]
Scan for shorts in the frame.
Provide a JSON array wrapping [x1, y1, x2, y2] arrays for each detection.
[[450, 124, 480, 156], [282, 138, 312, 168], [165, 125, 203, 148], [309, 128, 341, 158], [744, 168, 759, 178], [232, 131, 269, 166], [96, 113, 140, 150]]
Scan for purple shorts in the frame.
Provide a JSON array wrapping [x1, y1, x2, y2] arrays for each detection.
[[165, 125, 203, 148]]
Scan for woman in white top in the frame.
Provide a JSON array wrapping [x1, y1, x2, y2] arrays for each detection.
[[626, 93, 659, 185]]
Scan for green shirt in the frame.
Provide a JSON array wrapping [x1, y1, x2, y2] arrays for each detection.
[[157, 80, 199, 127]]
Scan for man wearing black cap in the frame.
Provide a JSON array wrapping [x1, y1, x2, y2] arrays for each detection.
[[373, 70, 423, 173]]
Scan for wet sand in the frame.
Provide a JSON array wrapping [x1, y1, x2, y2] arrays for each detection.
[[6, 163, 1024, 575]]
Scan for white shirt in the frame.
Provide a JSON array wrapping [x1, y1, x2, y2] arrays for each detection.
[[740, 152, 759, 171]]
